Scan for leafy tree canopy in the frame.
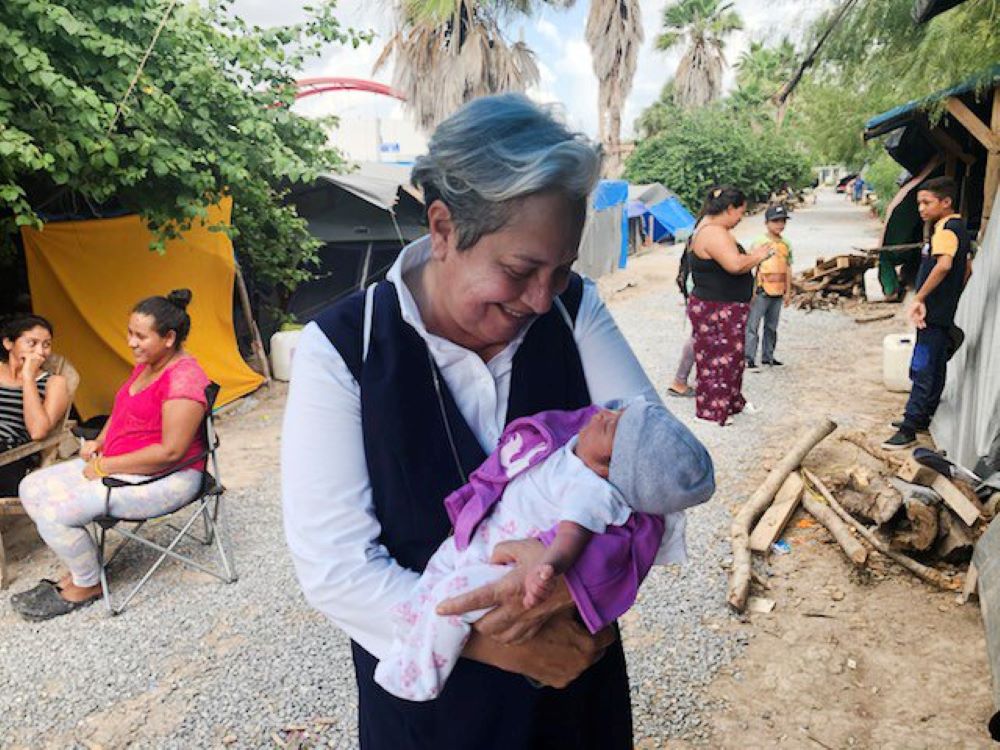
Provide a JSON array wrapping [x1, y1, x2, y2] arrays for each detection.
[[624, 104, 811, 210], [793, 0, 1000, 166], [0, 0, 370, 298]]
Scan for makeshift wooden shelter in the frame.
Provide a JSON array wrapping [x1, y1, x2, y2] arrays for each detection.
[[864, 65, 1000, 296]]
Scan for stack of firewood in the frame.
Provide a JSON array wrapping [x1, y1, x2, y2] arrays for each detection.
[[728, 422, 995, 614], [790, 254, 874, 311]]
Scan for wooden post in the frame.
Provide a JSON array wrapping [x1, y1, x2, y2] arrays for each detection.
[[728, 418, 837, 612], [981, 85, 1000, 239], [946, 96, 1000, 152], [234, 261, 272, 384]]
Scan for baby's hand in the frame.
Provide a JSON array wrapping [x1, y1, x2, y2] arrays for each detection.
[[523, 563, 557, 609]]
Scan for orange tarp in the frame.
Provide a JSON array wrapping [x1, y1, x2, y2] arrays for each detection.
[[21, 200, 264, 419]]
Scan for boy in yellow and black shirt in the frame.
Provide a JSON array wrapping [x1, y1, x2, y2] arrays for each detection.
[[745, 204, 793, 368], [883, 176, 972, 450]]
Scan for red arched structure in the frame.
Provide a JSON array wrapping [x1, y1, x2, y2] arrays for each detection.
[[294, 77, 406, 102]]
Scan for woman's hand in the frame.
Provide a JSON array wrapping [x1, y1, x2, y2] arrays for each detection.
[[465, 613, 616, 689], [80, 440, 102, 461], [437, 538, 573, 645], [750, 244, 774, 264], [20, 352, 45, 381], [81, 460, 99, 481]]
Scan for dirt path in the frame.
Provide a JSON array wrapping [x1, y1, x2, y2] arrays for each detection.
[[602, 192, 993, 748]]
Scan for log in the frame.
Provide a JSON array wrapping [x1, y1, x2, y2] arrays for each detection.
[[802, 469, 960, 591], [839, 432, 905, 469], [936, 507, 974, 563], [802, 491, 868, 565], [750, 472, 805, 552], [728, 419, 838, 612], [854, 313, 896, 325], [892, 499, 939, 552]]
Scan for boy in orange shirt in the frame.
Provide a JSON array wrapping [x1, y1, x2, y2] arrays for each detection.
[[745, 204, 793, 369]]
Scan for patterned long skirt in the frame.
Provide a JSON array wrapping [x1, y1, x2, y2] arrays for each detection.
[[688, 295, 751, 425]]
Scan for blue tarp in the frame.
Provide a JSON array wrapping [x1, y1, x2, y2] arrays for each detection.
[[592, 180, 629, 211], [643, 196, 696, 243]]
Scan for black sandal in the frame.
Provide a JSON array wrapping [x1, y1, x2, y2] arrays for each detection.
[[9, 579, 60, 607], [13, 581, 100, 621]]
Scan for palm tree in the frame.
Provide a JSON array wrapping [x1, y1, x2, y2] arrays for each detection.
[[375, 1, 568, 132], [585, 0, 643, 177], [655, 0, 743, 109]]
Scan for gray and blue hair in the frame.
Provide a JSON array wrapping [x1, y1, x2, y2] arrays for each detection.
[[411, 93, 602, 250]]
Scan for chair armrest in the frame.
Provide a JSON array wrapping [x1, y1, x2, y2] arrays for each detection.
[[101, 447, 213, 489], [0, 435, 61, 468]]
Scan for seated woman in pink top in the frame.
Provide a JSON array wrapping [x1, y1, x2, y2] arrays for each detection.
[[12, 289, 210, 621]]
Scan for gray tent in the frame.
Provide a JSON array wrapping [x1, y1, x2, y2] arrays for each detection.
[[285, 163, 425, 325]]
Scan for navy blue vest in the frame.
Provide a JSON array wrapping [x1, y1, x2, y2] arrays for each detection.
[[317, 273, 632, 749]]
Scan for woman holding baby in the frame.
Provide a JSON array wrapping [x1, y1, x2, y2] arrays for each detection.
[[282, 94, 714, 748]]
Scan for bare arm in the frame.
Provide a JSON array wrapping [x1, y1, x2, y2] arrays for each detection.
[[523, 520, 593, 608], [21, 365, 69, 441], [91, 399, 204, 476], [909, 254, 953, 328], [696, 226, 769, 274]]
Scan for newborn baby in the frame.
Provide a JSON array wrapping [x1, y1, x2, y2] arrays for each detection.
[[374, 399, 713, 701]]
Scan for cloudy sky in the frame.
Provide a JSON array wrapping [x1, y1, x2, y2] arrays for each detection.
[[231, 0, 836, 138]]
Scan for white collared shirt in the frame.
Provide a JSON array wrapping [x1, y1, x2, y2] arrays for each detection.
[[281, 237, 674, 659]]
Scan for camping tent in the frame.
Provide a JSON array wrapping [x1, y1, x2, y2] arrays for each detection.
[[279, 163, 425, 329], [627, 184, 696, 244], [933, 189, 1000, 476], [20, 199, 265, 419]]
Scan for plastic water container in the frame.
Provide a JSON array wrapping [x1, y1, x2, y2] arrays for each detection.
[[270, 330, 303, 382], [883, 333, 914, 392], [864, 267, 886, 302]]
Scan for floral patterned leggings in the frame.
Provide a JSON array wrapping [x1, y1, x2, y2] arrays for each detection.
[[19, 459, 201, 587], [688, 295, 751, 425]]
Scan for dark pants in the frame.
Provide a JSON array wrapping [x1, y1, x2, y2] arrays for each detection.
[[902, 324, 949, 432], [0, 456, 32, 496], [745, 293, 782, 363]]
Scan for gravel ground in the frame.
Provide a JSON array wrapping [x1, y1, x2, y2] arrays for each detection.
[[0, 300, 865, 750], [1, 191, 885, 749]]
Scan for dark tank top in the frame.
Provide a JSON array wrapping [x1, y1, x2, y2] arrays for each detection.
[[689, 228, 753, 303]]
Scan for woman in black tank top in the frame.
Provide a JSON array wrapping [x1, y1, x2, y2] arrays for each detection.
[[686, 187, 770, 426]]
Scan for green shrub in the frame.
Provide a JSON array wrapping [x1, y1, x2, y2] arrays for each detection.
[[624, 106, 811, 211], [865, 151, 907, 216]]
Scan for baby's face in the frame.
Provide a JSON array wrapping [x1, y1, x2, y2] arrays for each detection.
[[575, 408, 622, 478]]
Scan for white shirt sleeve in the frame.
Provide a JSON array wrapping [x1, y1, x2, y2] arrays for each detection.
[[281, 322, 420, 660], [574, 279, 662, 407], [574, 279, 695, 565]]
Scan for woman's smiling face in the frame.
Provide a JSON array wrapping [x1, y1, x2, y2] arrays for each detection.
[[428, 191, 584, 355]]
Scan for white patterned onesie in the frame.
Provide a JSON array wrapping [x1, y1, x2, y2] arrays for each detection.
[[373, 439, 632, 701]]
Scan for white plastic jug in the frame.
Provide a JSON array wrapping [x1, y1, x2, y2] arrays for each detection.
[[270, 330, 303, 382], [883, 333, 914, 392], [864, 267, 886, 302]]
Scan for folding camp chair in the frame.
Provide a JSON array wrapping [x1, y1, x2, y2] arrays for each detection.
[[0, 354, 81, 588], [93, 382, 237, 615]]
